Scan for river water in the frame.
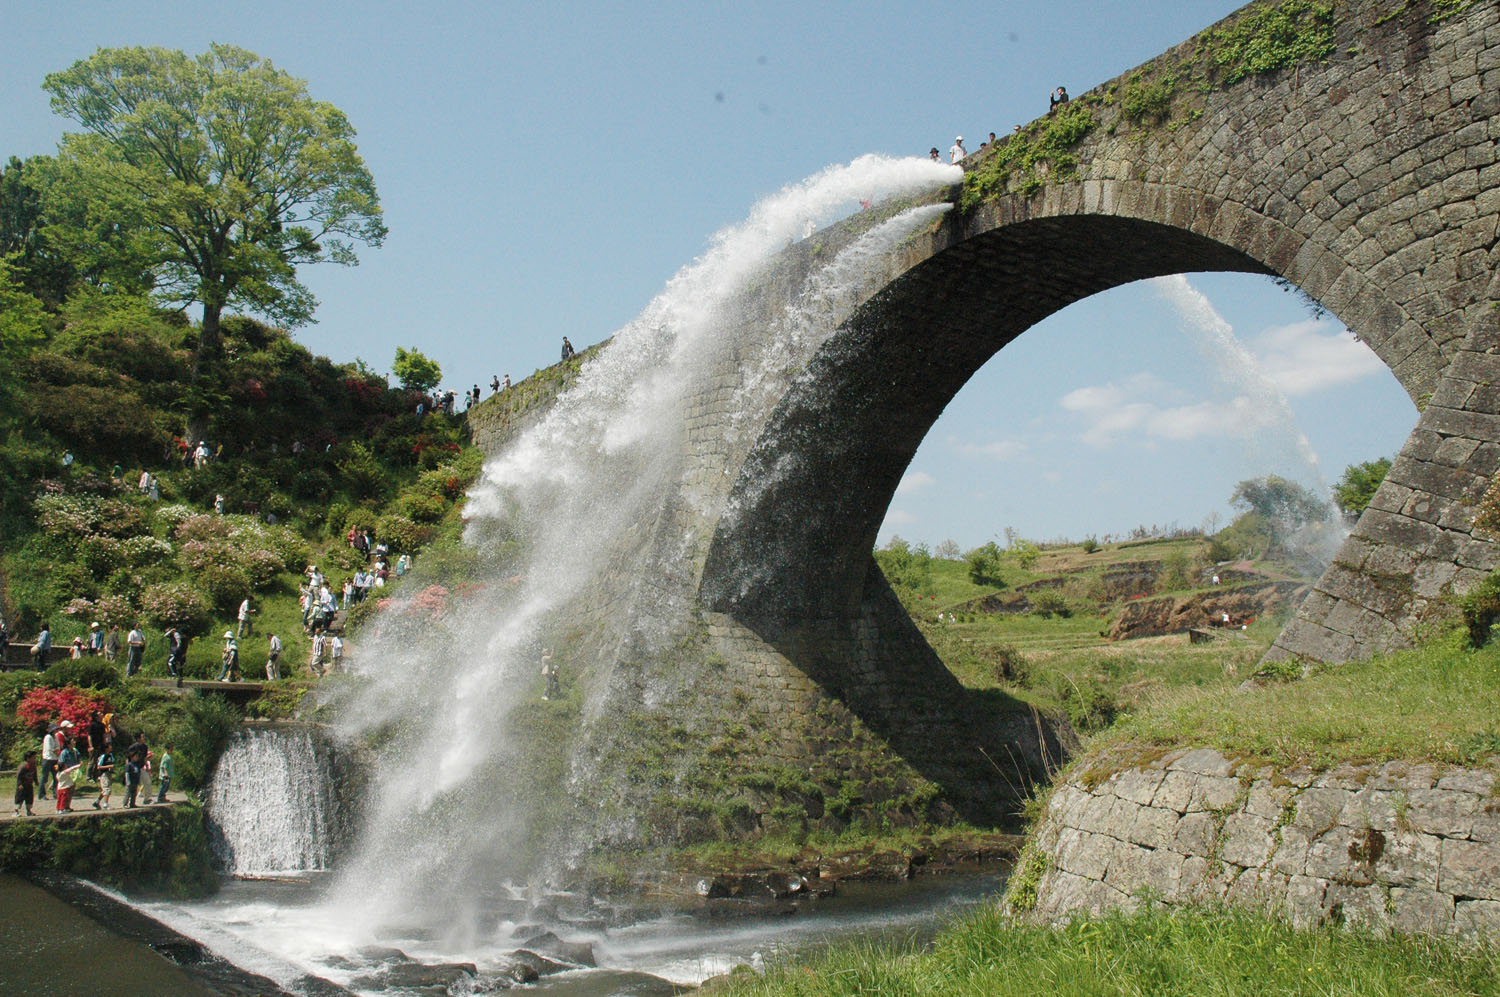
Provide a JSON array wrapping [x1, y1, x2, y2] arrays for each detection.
[[94, 870, 1005, 994]]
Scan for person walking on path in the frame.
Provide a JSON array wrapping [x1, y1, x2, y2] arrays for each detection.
[[139, 740, 155, 804], [123, 736, 147, 808], [55, 739, 81, 813], [13, 752, 38, 817], [155, 745, 174, 804], [329, 634, 344, 672], [165, 627, 188, 685], [92, 746, 114, 809], [217, 633, 240, 682], [266, 633, 282, 681], [126, 624, 146, 676], [39, 724, 62, 800], [541, 649, 560, 700], [87, 712, 108, 766], [104, 624, 121, 664]]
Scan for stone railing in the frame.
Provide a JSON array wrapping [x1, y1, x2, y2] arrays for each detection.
[[1017, 747, 1500, 937]]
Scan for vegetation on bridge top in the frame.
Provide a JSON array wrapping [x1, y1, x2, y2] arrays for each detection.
[[960, 0, 1473, 210]]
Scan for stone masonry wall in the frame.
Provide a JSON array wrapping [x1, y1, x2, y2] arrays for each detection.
[[1022, 747, 1500, 937]]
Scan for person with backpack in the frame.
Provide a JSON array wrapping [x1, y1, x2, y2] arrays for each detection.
[[123, 735, 147, 808], [92, 745, 114, 809]]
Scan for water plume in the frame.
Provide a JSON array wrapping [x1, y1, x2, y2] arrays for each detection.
[[322, 155, 960, 938]]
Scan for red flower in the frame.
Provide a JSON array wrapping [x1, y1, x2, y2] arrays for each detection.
[[17, 686, 112, 736]]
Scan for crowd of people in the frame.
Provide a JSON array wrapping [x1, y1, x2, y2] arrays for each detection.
[[929, 86, 1071, 165], [12, 713, 173, 818]]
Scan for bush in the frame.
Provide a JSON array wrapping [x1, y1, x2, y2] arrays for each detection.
[[1458, 571, 1500, 648], [967, 542, 1006, 587], [375, 513, 432, 554], [1030, 590, 1071, 618], [40, 658, 120, 691], [140, 582, 212, 635], [16, 685, 112, 735]]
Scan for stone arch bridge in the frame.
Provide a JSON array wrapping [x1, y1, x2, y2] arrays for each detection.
[[478, 0, 1500, 835]]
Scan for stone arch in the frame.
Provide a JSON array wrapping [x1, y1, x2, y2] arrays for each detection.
[[701, 201, 1416, 625]]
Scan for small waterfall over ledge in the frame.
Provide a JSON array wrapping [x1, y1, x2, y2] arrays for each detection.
[[205, 725, 354, 877]]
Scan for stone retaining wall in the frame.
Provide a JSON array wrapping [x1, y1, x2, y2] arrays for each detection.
[[1020, 747, 1500, 937]]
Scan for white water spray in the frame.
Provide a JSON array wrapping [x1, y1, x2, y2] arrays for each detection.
[[1153, 274, 1347, 562], [321, 155, 960, 937]]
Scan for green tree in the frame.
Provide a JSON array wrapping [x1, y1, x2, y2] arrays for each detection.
[[1010, 537, 1041, 570], [1229, 475, 1331, 554], [0, 256, 51, 417], [966, 541, 1005, 587], [393, 346, 442, 393], [1333, 457, 1392, 520], [40, 44, 386, 432], [0, 155, 75, 303]]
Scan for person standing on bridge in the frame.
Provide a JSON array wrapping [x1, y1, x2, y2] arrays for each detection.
[[217, 632, 240, 682], [165, 627, 188, 685], [929, 147, 941, 162], [949, 135, 966, 163], [1050, 85, 1069, 113], [561, 337, 576, 361]]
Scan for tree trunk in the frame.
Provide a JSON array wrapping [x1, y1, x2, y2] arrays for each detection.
[[185, 301, 223, 444]]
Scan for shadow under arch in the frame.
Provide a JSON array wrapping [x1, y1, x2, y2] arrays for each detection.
[[694, 207, 1433, 824]]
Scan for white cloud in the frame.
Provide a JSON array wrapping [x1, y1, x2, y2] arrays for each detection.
[[951, 437, 1028, 461], [1253, 319, 1386, 395], [882, 508, 917, 526], [895, 470, 934, 495], [1062, 377, 1278, 448]]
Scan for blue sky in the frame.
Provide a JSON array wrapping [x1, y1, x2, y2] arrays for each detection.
[[3, 1, 1416, 546]]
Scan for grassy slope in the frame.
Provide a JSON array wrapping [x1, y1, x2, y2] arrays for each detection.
[[713, 904, 1499, 996]]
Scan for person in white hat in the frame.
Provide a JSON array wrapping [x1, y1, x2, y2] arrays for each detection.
[[950, 135, 967, 163], [88, 622, 104, 656], [217, 632, 240, 682]]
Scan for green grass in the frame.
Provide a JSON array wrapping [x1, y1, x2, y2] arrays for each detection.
[[1097, 629, 1500, 770], [713, 904, 1499, 996]]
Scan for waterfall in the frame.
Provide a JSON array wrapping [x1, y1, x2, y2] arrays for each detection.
[[322, 154, 962, 937], [205, 726, 345, 877]]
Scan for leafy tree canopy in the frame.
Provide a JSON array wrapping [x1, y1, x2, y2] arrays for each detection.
[[40, 44, 386, 376], [1333, 457, 1392, 520], [393, 346, 442, 393], [1229, 474, 1332, 555]]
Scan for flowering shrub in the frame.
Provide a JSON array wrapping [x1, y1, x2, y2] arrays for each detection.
[[408, 584, 449, 619], [35, 495, 149, 540], [173, 514, 233, 543], [121, 535, 174, 567], [141, 582, 211, 633], [17, 685, 112, 735], [154, 504, 196, 528]]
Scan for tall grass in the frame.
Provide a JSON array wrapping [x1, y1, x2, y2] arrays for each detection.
[[719, 905, 1500, 996]]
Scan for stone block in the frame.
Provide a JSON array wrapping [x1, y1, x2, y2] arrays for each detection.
[[1152, 771, 1198, 813], [1245, 781, 1292, 821], [1338, 789, 1399, 832], [1270, 825, 1312, 877], [1406, 788, 1481, 837], [1374, 830, 1442, 890], [1107, 768, 1165, 806], [1127, 806, 1180, 848], [1439, 839, 1500, 900], [1454, 899, 1500, 938], [1172, 811, 1218, 856], [1283, 874, 1330, 929], [1293, 787, 1353, 835], [1102, 841, 1155, 894], [1325, 883, 1391, 934], [1056, 827, 1110, 881], [1168, 747, 1235, 777], [1435, 769, 1495, 795], [1390, 888, 1455, 935], [1220, 813, 1277, 868], [1304, 829, 1374, 885]]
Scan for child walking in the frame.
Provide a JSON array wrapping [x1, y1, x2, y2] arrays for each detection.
[[92, 746, 114, 809]]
